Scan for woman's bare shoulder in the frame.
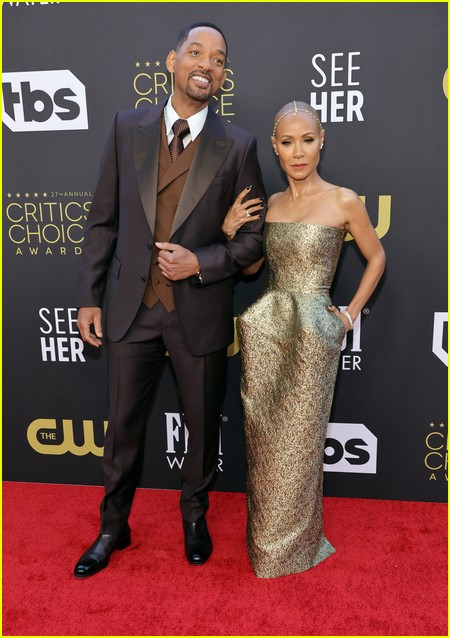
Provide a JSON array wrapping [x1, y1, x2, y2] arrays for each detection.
[[267, 191, 284, 207], [334, 186, 363, 206]]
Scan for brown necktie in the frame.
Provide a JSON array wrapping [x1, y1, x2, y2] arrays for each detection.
[[169, 119, 190, 162]]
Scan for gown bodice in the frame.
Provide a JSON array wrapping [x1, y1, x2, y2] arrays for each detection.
[[264, 221, 345, 294]]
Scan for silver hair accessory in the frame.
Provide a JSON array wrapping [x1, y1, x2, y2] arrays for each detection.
[[272, 100, 323, 136]]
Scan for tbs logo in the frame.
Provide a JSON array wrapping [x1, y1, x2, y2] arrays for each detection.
[[324, 422, 377, 474], [2, 70, 88, 132], [432, 312, 448, 366]]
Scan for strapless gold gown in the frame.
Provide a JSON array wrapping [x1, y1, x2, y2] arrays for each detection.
[[238, 222, 346, 578]]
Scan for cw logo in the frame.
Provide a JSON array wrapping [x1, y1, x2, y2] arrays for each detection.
[[27, 418, 107, 456], [345, 195, 391, 241]]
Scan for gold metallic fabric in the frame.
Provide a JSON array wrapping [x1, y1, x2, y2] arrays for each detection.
[[238, 222, 346, 578]]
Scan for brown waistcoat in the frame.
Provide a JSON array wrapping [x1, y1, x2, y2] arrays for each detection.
[[142, 120, 201, 311]]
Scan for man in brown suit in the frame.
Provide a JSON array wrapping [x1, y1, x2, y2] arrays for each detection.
[[74, 22, 265, 577]]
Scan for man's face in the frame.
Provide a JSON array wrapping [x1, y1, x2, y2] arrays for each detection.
[[166, 27, 227, 105]]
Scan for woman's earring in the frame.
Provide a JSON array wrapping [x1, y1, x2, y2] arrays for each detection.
[[320, 143, 324, 150]]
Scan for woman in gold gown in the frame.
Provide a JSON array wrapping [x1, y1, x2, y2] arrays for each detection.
[[222, 102, 385, 578]]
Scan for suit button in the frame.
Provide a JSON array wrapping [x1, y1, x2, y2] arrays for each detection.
[[148, 242, 152, 250], [165, 283, 172, 288], [141, 276, 147, 282]]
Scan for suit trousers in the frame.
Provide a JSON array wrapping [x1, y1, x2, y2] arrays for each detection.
[[100, 301, 228, 533]]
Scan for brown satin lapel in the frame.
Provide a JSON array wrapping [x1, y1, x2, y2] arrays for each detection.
[[158, 119, 172, 175], [170, 111, 233, 238], [132, 108, 164, 235]]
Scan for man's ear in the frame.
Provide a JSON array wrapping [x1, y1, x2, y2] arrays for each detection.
[[166, 50, 176, 73]]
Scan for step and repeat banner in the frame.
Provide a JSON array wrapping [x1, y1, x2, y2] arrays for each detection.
[[3, 2, 447, 502]]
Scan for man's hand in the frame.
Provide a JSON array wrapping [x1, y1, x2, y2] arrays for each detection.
[[77, 306, 103, 347], [156, 242, 200, 281]]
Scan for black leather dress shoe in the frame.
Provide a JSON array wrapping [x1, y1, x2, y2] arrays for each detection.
[[183, 517, 212, 565], [74, 529, 131, 578]]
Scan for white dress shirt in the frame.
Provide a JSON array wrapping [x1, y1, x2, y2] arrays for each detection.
[[164, 94, 208, 148]]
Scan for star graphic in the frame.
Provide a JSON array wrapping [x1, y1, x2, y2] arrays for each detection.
[[429, 423, 435, 427], [145, 61, 151, 67], [16, 193, 21, 198], [7, 193, 12, 198], [34, 192, 39, 197], [155, 61, 161, 67], [43, 192, 48, 197], [135, 61, 141, 67], [25, 193, 30, 198], [439, 423, 445, 428]]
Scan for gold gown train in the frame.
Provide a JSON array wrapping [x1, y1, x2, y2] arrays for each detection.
[[238, 222, 346, 578]]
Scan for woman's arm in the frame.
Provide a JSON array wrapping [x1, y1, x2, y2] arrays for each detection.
[[329, 189, 386, 330], [341, 189, 386, 321], [221, 186, 264, 241]]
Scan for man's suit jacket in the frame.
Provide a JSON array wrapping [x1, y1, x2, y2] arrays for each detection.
[[77, 103, 266, 356]]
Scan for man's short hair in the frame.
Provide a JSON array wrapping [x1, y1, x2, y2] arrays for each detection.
[[175, 22, 228, 59]]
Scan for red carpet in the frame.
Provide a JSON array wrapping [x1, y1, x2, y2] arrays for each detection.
[[2, 482, 447, 636]]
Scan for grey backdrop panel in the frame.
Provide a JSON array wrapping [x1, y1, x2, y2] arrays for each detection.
[[3, 2, 447, 502]]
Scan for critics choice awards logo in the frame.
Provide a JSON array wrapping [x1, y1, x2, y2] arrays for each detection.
[[425, 316, 447, 483], [424, 422, 447, 482], [4, 191, 91, 256], [132, 59, 236, 118]]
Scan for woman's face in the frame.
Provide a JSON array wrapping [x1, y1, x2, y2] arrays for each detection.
[[272, 112, 324, 181]]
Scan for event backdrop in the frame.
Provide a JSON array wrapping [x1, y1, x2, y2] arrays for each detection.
[[3, 2, 447, 503]]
